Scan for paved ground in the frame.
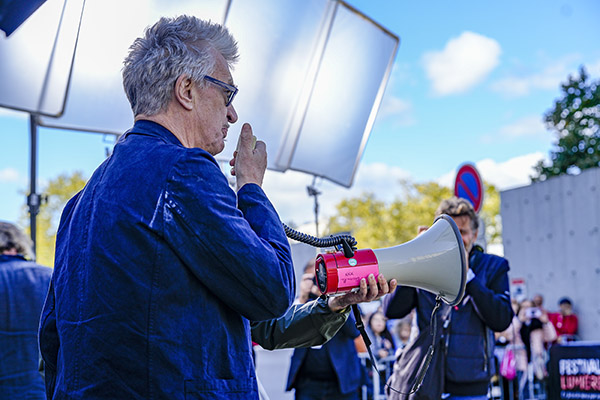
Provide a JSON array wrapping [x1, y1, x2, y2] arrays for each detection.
[[255, 347, 295, 400]]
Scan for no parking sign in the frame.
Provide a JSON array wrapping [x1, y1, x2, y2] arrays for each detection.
[[454, 163, 483, 213]]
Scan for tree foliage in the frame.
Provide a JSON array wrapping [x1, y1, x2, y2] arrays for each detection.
[[326, 180, 501, 250], [480, 183, 501, 245], [533, 66, 600, 181], [22, 171, 87, 267]]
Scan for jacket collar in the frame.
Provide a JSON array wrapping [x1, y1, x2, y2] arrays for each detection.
[[124, 120, 183, 147], [0, 254, 27, 263]]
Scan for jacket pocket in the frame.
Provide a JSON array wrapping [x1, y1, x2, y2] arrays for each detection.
[[184, 379, 254, 399]]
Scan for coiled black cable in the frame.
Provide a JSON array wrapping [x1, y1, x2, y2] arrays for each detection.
[[282, 222, 357, 255]]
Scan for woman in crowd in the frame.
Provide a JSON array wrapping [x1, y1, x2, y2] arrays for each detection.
[[497, 298, 556, 399], [367, 311, 396, 362]]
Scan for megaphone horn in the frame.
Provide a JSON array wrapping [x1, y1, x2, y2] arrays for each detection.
[[315, 214, 468, 306]]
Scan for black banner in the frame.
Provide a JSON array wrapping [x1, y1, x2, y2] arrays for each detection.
[[548, 342, 600, 400]]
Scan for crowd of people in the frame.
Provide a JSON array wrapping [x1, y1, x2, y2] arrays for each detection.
[[341, 292, 579, 400], [494, 295, 579, 400], [0, 14, 582, 400]]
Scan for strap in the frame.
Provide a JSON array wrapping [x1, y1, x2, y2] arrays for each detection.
[[353, 297, 445, 396], [352, 304, 378, 371]]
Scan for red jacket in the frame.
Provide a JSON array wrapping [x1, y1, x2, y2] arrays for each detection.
[[548, 312, 578, 338]]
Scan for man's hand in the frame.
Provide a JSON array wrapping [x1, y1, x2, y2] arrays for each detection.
[[327, 274, 397, 312], [229, 123, 267, 189]]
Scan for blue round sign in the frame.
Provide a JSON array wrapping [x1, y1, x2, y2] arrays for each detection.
[[454, 163, 483, 213]]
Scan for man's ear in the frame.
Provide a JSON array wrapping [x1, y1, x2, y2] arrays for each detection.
[[174, 75, 195, 111]]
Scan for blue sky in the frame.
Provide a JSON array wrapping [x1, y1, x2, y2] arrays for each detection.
[[1, 0, 600, 229]]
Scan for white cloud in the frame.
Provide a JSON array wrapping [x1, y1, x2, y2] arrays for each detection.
[[0, 167, 21, 183], [491, 66, 563, 97], [587, 59, 600, 77], [481, 115, 550, 144], [387, 62, 418, 89], [262, 152, 547, 233], [422, 31, 501, 96], [490, 55, 594, 97], [376, 95, 415, 126], [263, 163, 411, 226], [498, 115, 546, 139], [437, 152, 547, 191]]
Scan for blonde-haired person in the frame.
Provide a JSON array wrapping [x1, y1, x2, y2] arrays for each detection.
[[384, 197, 514, 400]]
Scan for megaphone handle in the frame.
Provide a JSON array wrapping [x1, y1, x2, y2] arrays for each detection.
[[340, 238, 355, 258]]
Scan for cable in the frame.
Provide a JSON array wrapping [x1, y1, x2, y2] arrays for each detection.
[[282, 223, 357, 255]]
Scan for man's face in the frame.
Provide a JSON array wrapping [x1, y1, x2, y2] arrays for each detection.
[[452, 214, 478, 253], [559, 302, 572, 315], [191, 50, 238, 155]]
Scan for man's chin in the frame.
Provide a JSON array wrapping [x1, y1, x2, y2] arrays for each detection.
[[209, 142, 226, 156]]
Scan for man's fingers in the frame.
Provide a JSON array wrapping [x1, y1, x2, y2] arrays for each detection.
[[236, 123, 255, 152], [388, 279, 398, 294], [358, 277, 368, 298], [377, 274, 389, 294], [366, 274, 378, 300]]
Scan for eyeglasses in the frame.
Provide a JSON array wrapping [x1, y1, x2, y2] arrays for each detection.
[[203, 75, 238, 107]]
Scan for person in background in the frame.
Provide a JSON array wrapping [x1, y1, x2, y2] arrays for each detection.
[[495, 298, 525, 400], [366, 311, 396, 362], [286, 261, 366, 400], [252, 265, 396, 400], [517, 299, 556, 397], [392, 319, 413, 356], [384, 197, 514, 400], [366, 310, 397, 399], [518, 300, 556, 368], [548, 297, 579, 343], [532, 293, 546, 313], [0, 221, 52, 400]]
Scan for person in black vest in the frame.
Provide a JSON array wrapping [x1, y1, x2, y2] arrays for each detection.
[[286, 260, 364, 400], [384, 197, 514, 400]]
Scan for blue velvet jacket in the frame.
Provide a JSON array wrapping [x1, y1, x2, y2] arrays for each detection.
[[0, 255, 52, 400], [38, 120, 295, 400]]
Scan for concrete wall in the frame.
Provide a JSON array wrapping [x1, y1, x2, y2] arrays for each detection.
[[500, 167, 600, 341]]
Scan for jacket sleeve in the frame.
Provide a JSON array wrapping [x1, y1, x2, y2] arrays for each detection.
[[38, 278, 58, 399], [163, 151, 295, 322], [382, 286, 418, 320], [250, 297, 349, 350], [467, 256, 514, 332]]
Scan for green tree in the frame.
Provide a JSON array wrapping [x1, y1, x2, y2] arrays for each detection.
[[326, 181, 451, 249], [533, 65, 600, 181], [22, 171, 87, 267], [326, 180, 501, 249], [480, 182, 501, 245]]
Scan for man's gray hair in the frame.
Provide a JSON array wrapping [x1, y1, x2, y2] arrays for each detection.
[[435, 197, 479, 231], [0, 221, 33, 258], [122, 15, 238, 116]]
